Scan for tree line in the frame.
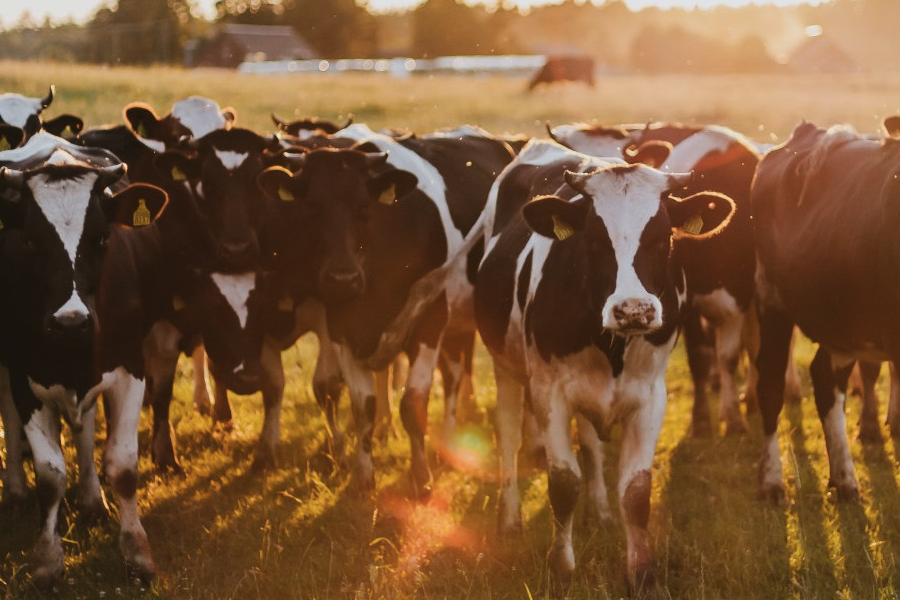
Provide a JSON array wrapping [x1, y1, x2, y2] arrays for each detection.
[[0, 0, 896, 74]]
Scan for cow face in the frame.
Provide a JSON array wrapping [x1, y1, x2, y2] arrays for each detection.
[[0, 162, 167, 347], [0, 86, 54, 141], [257, 148, 418, 303], [155, 128, 280, 271], [523, 164, 733, 334], [124, 96, 236, 152]]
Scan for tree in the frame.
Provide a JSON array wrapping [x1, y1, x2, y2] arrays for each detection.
[[87, 0, 192, 65], [281, 0, 376, 58], [410, 0, 492, 58]]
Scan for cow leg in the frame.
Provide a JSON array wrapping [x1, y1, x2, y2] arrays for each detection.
[[210, 376, 233, 426], [0, 365, 28, 508], [399, 341, 441, 498], [887, 362, 900, 436], [682, 309, 714, 436], [143, 320, 185, 473], [575, 414, 611, 525], [373, 368, 393, 442], [438, 331, 477, 446], [103, 368, 156, 583], [784, 330, 803, 402], [251, 338, 285, 471], [618, 373, 667, 600], [856, 360, 883, 443], [73, 403, 107, 524], [809, 349, 859, 500], [755, 302, 795, 504], [22, 405, 66, 590], [333, 345, 377, 493], [191, 345, 212, 416], [716, 313, 748, 435], [741, 300, 761, 413], [494, 363, 525, 534]]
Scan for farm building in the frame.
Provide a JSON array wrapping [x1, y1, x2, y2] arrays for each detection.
[[192, 24, 318, 69]]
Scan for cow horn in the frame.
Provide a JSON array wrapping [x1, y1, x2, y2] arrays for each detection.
[[41, 85, 55, 109], [545, 121, 562, 144], [563, 170, 590, 195], [340, 115, 354, 130], [0, 166, 25, 190], [271, 113, 287, 129], [364, 152, 389, 168], [99, 163, 128, 187]]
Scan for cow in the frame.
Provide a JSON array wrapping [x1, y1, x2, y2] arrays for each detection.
[[752, 119, 900, 502], [473, 139, 735, 596], [257, 123, 517, 496], [0, 85, 83, 147], [527, 55, 595, 91], [0, 132, 170, 587], [549, 120, 803, 436]]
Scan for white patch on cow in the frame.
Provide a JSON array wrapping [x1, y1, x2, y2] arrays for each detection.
[[27, 377, 92, 432], [692, 288, 741, 322], [29, 171, 95, 269], [138, 137, 166, 153], [0, 93, 43, 128], [211, 272, 255, 328], [551, 124, 635, 158], [215, 149, 248, 171], [660, 128, 735, 173], [0, 131, 68, 162], [171, 96, 226, 139], [580, 164, 670, 330], [53, 290, 90, 322]]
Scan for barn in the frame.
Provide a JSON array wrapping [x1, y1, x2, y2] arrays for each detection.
[[192, 24, 318, 69]]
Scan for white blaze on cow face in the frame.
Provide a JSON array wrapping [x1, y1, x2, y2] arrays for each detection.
[[581, 165, 672, 332], [28, 169, 98, 320], [215, 149, 249, 171], [171, 96, 227, 139], [210, 272, 255, 329]]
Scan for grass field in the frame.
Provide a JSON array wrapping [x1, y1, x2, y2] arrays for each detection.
[[2, 61, 900, 600]]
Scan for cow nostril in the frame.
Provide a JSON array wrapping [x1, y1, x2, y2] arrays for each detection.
[[48, 312, 92, 336]]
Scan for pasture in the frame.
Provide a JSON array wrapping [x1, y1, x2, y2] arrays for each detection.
[[2, 61, 900, 600]]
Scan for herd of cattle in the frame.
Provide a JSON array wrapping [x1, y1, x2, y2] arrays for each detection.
[[1, 85, 899, 598]]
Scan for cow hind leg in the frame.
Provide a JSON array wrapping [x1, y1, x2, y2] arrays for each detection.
[[191, 345, 212, 416], [810, 349, 859, 500], [251, 340, 285, 472], [399, 344, 441, 499], [494, 364, 525, 535], [887, 362, 900, 437], [74, 403, 108, 524], [143, 322, 186, 473], [575, 414, 611, 525], [716, 315, 748, 435], [856, 360, 883, 443], [682, 310, 714, 437]]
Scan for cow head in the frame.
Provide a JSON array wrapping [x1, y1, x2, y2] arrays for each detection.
[[257, 147, 418, 303], [0, 159, 166, 346], [271, 113, 353, 139], [522, 163, 734, 334], [124, 96, 236, 152], [0, 86, 55, 144], [154, 127, 281, 272]]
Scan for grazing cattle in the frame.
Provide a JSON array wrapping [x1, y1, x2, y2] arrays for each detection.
[[0, 132, 170, 587], [550, 120, 802, 436], [527, 55, 595, 91], [473, 140, 735, 595], [752, 119, 900, 502], [257, 123, 517, 495]]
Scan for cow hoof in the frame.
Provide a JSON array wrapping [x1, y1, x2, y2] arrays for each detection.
[[858, 424, 883, 445], [724, 419, 748, 436], [827, 480, 860, 502], [250, 452, 277, 473], [126, 561, 158, 586], [547, 548, 574, 597], [32, 565, 64, 592], [691, 420, 713, 438], [76, 499, 110, 526], [758, 482, 787, 505]]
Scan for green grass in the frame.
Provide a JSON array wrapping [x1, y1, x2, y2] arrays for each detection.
[[3, 61, 900, 599]]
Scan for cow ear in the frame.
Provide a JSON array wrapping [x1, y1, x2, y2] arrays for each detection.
[[42, 114, 84, 139], [102, 183, 168, 228], [154, 150, 199, 183], [258, 166, 302, 202], [124, 103, 161, 140], [665, 191, 735, 239], [522, 195, 587, 241], [624, 140, 672, 167], [368, 169, 418, 206], [0, 124, 25, 150]]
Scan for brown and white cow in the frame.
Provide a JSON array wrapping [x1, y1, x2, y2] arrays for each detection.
[[550, 120, 802, 436], [257, 123, 517, 496], [527, 55, 596, 91], [0, 132, 171, 587], [474, 139, 734, 596], [752, 119, 900, 502]]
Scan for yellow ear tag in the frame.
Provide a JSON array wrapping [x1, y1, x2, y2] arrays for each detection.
[[277, 295, 294, 312], [552, 214, 574, 241], [171, 165, 186, 181], [682, 214, 704, 235], [133, 199, 151, 227], [172, 295, 185, 312], [0, 137, 10, 151], [278, 185, 295, 201], [379, 184, 396, 206]]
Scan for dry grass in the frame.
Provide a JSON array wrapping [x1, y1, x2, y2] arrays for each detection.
[[2, 61, 900, 600]]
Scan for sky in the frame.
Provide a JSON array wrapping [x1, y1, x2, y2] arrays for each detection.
[[0, 0, 826, 27]]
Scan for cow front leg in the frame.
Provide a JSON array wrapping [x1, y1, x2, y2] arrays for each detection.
[[575, 414, 611, 525], [143, 320, 185, 472], [810, 349, 859, 500], [618, 384, 667, 600], [856, 360, 883, 443], [715, 312, 748, 435], [73, 402, 107, 523], [252, 339, 285, 471], [103, 368, 156, 583], [23, 406, 67, 590], [0, 366, 28, 508], [191, 345, 212, 416], [334, 345, 377, 493], [682, 309, 714, 436], [399, 343, 441, 499]]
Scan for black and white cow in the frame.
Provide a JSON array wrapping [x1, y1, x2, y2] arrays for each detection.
[[0, 87, 55, 145], [550, 121, 803, 436], [0, 132, 169, 587], [752, 119, 900, 502], [473, 140, 735, 595], [257, 123, 517, 495]]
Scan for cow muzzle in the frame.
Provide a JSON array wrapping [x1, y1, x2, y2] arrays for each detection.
[[320, 267, 366, 302], [45, 310, 94, 342], [218, 239, 260, 271], [603, 296, 662, 334]]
